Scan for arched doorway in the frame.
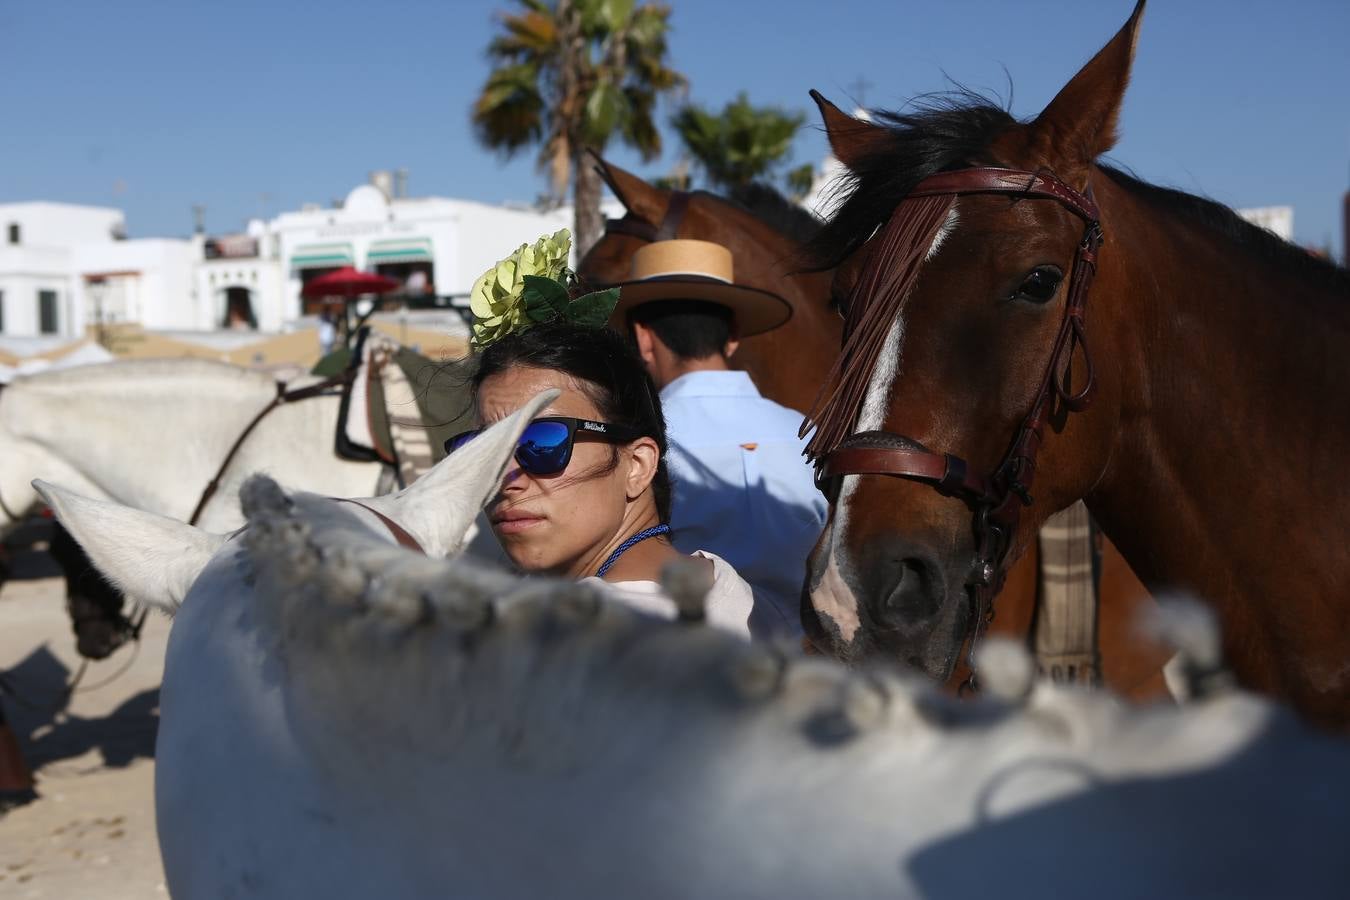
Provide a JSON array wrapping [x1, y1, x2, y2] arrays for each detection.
[[222, 286, 258, 330]]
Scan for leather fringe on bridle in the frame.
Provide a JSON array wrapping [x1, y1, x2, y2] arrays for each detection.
[[801, 193, 956, 462]]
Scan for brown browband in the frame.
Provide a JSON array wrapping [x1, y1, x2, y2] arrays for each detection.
[[908, 167, 1100, 221]]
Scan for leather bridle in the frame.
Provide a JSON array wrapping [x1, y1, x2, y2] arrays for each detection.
[[805, 166, 1104, 673], [601, 190, 691, 244]]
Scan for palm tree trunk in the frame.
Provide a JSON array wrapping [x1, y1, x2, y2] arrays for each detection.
[[573, 152, 604, 258]]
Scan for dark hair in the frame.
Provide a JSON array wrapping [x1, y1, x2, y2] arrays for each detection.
[[628, 300, 732, 360], [472, 321, 672, 521]]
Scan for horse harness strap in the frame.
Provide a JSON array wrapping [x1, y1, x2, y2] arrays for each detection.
[[823, 442, 996, 504], [808, 166, 1104, 680], [187, 369, 356, 527], [333, 498, 425, 554], [602, 190, 691, 243]]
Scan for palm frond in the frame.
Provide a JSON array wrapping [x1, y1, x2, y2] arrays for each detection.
[[473, 63, 546, 153]]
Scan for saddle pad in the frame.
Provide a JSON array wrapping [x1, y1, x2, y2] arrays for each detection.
[[1034, 501, 1101, 685], [389, 348, 476, 465], [324, 329, 477, 480]]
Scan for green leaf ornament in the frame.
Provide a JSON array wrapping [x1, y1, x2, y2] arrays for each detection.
[[563, 288, 621, 328], [522, 274, 571, 322]]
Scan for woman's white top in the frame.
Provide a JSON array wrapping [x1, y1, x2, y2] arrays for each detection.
[[581, 550, 753, 640]]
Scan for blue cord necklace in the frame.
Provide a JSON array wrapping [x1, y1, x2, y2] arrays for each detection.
[[596, 524, 671, 578]]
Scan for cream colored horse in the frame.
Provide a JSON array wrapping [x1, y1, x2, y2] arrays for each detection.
[[0, 358, 385, 532]]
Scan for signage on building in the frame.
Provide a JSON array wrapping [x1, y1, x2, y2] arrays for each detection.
[[204, 235, 260, 259], [316, 221, 418, 239]]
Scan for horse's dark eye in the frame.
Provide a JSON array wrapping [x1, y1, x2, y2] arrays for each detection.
[[1013, 266, 1063, 304]]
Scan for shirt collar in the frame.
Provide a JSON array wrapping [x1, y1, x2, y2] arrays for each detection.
[[659, 370, 760, 401]]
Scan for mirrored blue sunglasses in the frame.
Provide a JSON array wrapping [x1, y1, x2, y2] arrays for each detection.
[[445, 416, 644, 476]]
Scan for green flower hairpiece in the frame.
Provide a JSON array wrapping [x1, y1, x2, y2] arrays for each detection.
[[468, 228, 620, 351]]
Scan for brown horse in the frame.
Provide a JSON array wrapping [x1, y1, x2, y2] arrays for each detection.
[[801, 1, 1350, 725], [580, 159, 1170, 700], [579, 159, 840, 415]]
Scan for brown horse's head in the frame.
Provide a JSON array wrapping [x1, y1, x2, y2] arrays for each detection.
[[803, 2, 1145, 675], [578, 157, 840, 414]]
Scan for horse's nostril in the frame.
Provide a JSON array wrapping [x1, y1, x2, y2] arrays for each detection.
[[877, 558, 940, 633]]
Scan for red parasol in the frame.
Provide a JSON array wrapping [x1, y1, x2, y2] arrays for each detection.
[[301, 267, 401, 299]]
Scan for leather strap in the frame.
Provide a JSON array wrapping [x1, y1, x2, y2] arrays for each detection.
[[188, 369, 355, 526], [655, 191, 690, 240], [601, 190, 692, 245], [909, 167, 1099, 221], [603, 216, 659, 242], [824, 445, 994, 503], [335, 498, 425, 554]]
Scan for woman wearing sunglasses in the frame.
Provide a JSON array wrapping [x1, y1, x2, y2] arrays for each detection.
[[450, 319, 754, 637]]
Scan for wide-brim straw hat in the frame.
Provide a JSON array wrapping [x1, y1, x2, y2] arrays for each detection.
[[607, 239, 792, 338]]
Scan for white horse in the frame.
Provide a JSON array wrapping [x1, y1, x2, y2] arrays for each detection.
[[40, 386, 1350, 899], [0, 357, 385, 532]]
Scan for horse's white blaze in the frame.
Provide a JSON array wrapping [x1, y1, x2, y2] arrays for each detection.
[[925, 207, 960, 263], [813, 208, 959, 639]]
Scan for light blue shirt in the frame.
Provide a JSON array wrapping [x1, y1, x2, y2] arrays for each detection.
[[660, 370, 827, 639]]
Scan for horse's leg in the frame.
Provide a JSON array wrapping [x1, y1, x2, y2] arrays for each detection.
[[0, 700, 34, 800], [1097, 537, 1172, 702], [50, 521, 131, 661]]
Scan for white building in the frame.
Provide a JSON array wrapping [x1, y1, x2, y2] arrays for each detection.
[[0, 201, 207, 343], [266, 177, 574, 326], [0, 175, 606, 348], [1235, 206, 1293, 242], [0, 203, 124, 338]]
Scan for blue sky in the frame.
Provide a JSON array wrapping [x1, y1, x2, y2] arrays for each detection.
[[2, 0, 1346, 256]]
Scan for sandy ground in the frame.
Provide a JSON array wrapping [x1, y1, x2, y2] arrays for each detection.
[[0, 521, 168, 898]]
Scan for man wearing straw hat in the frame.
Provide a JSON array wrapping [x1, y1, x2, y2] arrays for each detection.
[[610, 239, 826, 639]]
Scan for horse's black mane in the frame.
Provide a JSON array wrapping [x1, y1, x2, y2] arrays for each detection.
[[719, 182, 823, 245], [805, 91, 1016, 268], [805, 90, 1349, 293]]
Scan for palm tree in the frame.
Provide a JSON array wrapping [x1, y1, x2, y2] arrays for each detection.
[[670, 93, 814, 198], [473, 0, 685, 254]]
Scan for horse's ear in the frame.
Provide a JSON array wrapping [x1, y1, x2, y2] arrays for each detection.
[[358, 388, 559, 557], [588, 151, 666, 225], [1025, 0, 1145, 182], [810, 90, 889, 171], [34, 480, 225, 614]]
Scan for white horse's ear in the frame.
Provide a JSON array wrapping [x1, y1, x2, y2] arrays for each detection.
[[361, 389, 559, 557], [34, 480, 226, 614]]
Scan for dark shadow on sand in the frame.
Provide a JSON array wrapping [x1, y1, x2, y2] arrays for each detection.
[[1, 645, 157, 772]]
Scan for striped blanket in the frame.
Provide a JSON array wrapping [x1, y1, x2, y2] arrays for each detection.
[[317, 331, 475, 487], [1034, 501, 1101, 685]]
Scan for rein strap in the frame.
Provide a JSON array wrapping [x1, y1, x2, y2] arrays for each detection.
[[602, 190, 692, 244], [188, 369, 356, 527]]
